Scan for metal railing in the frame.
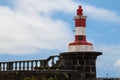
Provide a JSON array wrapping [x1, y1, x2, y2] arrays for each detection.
[[0, 55, 59, 71]]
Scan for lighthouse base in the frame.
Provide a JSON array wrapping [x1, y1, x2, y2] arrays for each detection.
[[58, 51, 102, 80]]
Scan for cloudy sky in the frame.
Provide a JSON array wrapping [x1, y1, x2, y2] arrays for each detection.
[[0, 0, 120, 78]]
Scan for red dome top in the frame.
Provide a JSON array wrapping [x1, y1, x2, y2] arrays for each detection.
[[77, 5, 83, 15]]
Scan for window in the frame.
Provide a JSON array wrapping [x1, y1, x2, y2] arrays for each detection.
[[78, 36, 83, 40]]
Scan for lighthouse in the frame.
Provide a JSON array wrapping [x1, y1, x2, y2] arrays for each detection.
[[59, 5, 102, 80], [68, 6, 93, 52]]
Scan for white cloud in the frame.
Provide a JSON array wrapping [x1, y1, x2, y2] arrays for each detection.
[[83, 4, 120, 24], [14, 0, 77, 15], [15, 0, 120, 24], [94, 44, 120, 70], [97, 61, 113, 70], [0, 0, 120, 55], [94, 44, 120, 54], [0, 0, 77, 54], [114, 60, 120, 69]]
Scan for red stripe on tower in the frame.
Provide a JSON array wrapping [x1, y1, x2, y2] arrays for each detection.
[[75, 19, 86, 27], [68, 5, 93, 52], [75, 35, 86, 41]]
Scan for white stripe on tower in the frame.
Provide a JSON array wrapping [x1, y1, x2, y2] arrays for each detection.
[[75, 27, 86, 35], [68, 45, 93, 52]]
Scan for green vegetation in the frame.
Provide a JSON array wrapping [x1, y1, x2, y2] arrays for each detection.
[[23, 76, 57, 80], [48, 77, 54, 80], [23, 77, 30, 80], [23, 72, 70, 80], [23, 75, 59, 80], [23, 72, 69, 80], [63, 72, 69, 80], [23, 76, 37, 80]]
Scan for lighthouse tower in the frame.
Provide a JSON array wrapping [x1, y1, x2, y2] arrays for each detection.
[[68, 6, 93, 52]]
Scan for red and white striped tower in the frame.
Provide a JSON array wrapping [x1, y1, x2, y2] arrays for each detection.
[[68, 5, 93, 52]]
